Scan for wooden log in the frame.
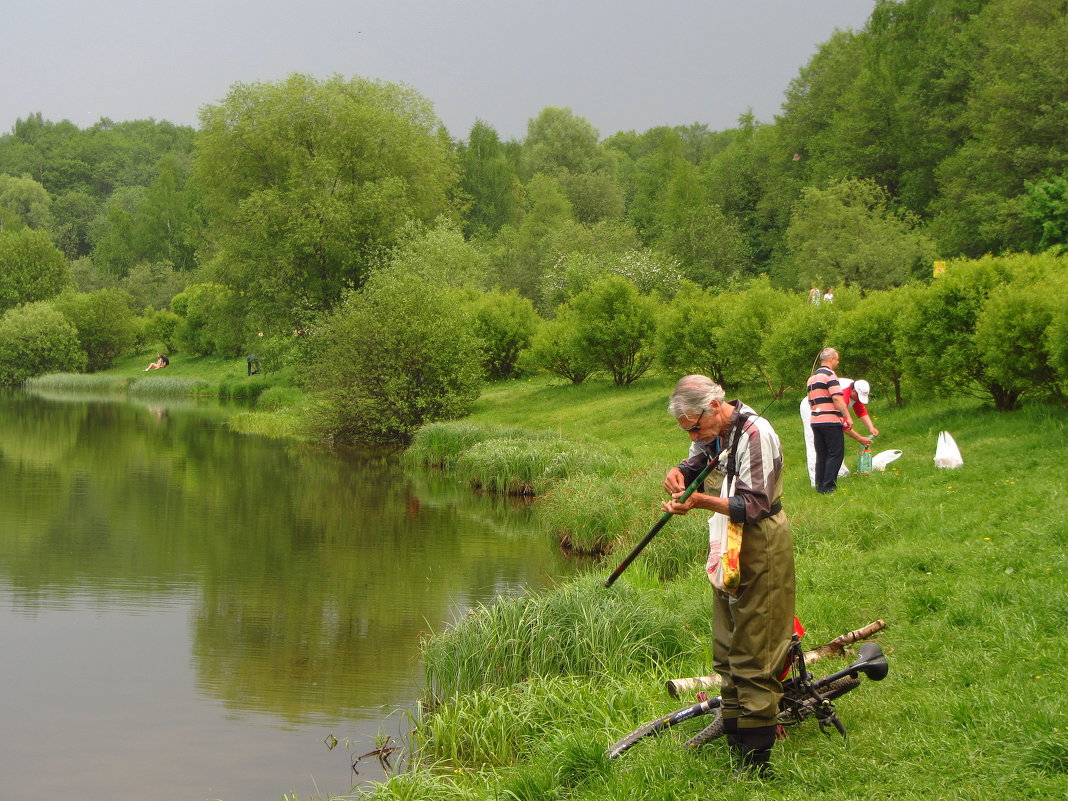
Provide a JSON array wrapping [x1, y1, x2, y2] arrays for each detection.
[[664, 619, 887, 699]]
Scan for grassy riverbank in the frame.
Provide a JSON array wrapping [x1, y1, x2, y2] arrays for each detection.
[[373, 377, 1067, 801], [24, 351, 310, 439]]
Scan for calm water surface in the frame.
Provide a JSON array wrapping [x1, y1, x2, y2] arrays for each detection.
[[0, 389, 578, 801]]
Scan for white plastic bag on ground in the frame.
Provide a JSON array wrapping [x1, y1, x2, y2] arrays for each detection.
[[934, 431, 963, 468], [872, 449, 903, 471]]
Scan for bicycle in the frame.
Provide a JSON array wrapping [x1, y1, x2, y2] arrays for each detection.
[[606, 622, 889, 759]]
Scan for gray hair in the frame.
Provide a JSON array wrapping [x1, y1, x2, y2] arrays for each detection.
[[819, 347, 838, 363], [668, 374, 725, 418]]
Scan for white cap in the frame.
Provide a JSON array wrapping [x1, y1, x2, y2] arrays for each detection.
[[854, 379, 871, 403]]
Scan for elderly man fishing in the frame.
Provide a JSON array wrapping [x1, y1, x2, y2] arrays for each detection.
[[661, 374, 795, 777]]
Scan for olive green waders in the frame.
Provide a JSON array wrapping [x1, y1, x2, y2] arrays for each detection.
[[712, 508, 795, 731]]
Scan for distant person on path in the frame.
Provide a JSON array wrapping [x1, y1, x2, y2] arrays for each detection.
[[801, 377, 876, 487], [822, 287, 835, 304], [808, 287, 822, 306], [144, 353, 169, 371], [806, 348, 854, 493], [661, 375, 794, 776]]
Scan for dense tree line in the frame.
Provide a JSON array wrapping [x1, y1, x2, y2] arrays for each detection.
[[1, 0, 1066, 442]]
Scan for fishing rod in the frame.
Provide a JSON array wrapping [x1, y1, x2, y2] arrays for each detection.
[[603, 455, 720, 588], [603, 396, 778, 589]]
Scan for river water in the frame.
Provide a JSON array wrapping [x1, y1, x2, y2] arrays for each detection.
[[0, 389, 576, 801]]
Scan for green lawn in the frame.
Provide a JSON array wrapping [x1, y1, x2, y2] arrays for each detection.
[[369, 375, 1068, 801]]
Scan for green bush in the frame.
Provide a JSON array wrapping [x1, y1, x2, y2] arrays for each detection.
[[654, 282, 737, 389], [571, 275, 657, 387], [52, 288, 138, 372], [299, 270, 483, 447], [898, 253, 1061, 410], [472, 290, 538, 380], [832, 287, 918, 407], [141, 308, 181, 352], [760, 299, 829, 399], [521, 306, 600, 384], [0, 228, 70, 314], [974, 275, 1060, 403], [0, 302, 87, 384], [173, 282, 246, 356]]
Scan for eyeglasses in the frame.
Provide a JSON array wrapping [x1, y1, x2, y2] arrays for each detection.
[[680, 409, 705, 433]]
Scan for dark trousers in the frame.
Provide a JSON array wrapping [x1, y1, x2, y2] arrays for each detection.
[[811, 424, 844, 493]]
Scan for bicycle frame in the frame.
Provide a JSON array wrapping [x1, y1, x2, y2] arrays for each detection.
[[779, 634, 889, 738]]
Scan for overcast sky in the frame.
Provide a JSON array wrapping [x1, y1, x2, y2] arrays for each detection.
[[3, 1, 874, 141]]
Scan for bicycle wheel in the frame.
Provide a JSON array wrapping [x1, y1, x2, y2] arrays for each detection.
[[816, 674, 861, 701], [683, 711, 724, 748], [606, 698, 719, 759]]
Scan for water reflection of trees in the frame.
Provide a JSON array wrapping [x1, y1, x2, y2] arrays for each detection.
[[0, 392, 566, 721]]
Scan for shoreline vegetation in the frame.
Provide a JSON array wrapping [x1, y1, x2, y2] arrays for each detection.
[[31, 363, 1067, 799], [393, 381, 1067, 801]]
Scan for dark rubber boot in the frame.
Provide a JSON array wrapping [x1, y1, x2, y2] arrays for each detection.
[[733, 725, 776, 779], [722, 716, 741, 752]]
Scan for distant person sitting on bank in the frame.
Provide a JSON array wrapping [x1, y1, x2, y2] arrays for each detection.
[[144, 353, 169, 371]]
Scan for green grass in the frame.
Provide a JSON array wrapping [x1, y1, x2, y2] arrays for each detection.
[[26, 351, 305, 416], [359, 374, 1068, 801]]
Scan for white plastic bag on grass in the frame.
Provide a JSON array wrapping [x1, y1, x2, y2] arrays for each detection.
[[934, 431, 963, 469], [872, 449, 903, 471]]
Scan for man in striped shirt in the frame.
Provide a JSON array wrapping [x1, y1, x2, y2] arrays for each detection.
[[663, 375, 794, 776], [806, 348, 854, 493]]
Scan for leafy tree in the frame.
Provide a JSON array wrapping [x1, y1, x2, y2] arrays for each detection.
[[172, 283, 246, 357], [0, 302, 86, 384], [458, 120, 521, 236], [0, 227, 69, 313], [387, 218, 487, 289], [194, 73, 460, 330], [760, 302, 832, 400], [50, 191, 99, 259], [831, 287, 917, 407], [1025, 170, 1068, 253], [654, 282, 737, 388], [129, 154, 198, 270], [121, 260, 187, 310], [471, 290, 538, 380], [52, 289, 137, 371], [485, 173, 574, 302], [716, 278, 794, 394], [897, 253, 1058, 410], [571, 276, 657, 387], [299, 270, 483, 447], [540, 249, 683, 313], [521, 305, 599, 384], [787, 178, 936, 290], [521, 107, 607, 177], [654, 160, 751, 287], [558, 169, 625, 225], [88, 187, 142, 276], [0, 173, 53, 231], [930, 0, 1068, 255]]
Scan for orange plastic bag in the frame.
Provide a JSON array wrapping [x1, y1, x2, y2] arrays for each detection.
[[706, 476, 742, 594]]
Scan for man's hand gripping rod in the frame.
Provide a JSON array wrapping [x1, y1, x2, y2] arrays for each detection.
[[603, 457, 719, 588]]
